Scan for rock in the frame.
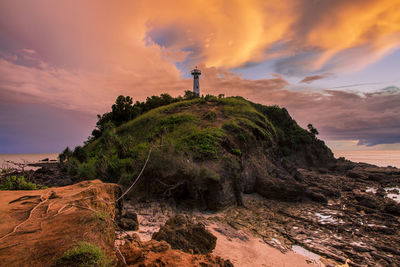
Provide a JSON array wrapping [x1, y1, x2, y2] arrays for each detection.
[[305, 189, 328, 203], [368, 173, 385, 181], [119, 206, 139, 230], [152, 215, 217, 254], [354, 192, 379, 209], [384, 200, 400, 216], [318, 168, 328, 174], [144, 240, 171, 253], [121, 245, 143, 264], [347, 170, 363, 178], [376, 188, 386, 197], [125, 209, 138, 220], [255, 177, 306, 202], [119, 236, 231, 266], [119, 218, 138, 230]]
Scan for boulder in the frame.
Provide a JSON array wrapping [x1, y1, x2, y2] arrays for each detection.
[[384, 200, 400, 216], [255, 177, 306, 202], [354, 192, 380, 209], [119, 208, 139, 230], [152, 215, 217, 254]]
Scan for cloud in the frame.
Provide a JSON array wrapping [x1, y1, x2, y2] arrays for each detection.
[[299, 74, 331, 84], [1, 1, 399, 74], [265, 87, 400, 147], [1, 0, 400, 152]]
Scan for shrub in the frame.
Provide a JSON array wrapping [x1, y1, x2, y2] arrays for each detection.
[[307, 123, 319, 135], [204, 94, 218, 102], [78, 158, 97, 179], [231, 148, 242, 156], [56, 242, 110, 267], [182, 128, 225, 160], [199, 166, 220, 181], [158, 114, 198, 132], [0, 176, 47, 190], [59, 147, 73, 163], [73, 146, 88, 163], [65, 158, 80, 175], [203, 110, 217, 122]]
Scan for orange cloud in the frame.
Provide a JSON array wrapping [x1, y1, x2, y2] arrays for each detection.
[[1, 0, 400, 114], [140, 0, 400, 72]]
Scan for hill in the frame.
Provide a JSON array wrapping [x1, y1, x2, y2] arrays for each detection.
[[61, 94, 335, 210]]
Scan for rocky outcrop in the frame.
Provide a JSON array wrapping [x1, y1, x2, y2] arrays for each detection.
[[218, 161, 400, 266], [0, 180, 120, 266], [0, 180, 233, 267], [119, 234, 233, 266], [118, 206, 139, 230], [152, 215, 217, 254], [60, 97, 340, 210]]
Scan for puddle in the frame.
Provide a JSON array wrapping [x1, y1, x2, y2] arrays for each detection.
[[366, 187, 377, 194], [292, 245, 321, 261], [384, 187, 400, 203], [315, 212, 344, 225]]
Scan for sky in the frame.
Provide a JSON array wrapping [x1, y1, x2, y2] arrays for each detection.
[[0, 0, 400, 154]]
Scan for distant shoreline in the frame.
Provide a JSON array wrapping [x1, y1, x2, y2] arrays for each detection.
[[333, 149, 400, 168], [1, 150, 400, 168]]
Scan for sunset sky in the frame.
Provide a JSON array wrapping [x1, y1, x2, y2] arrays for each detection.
[[1, 0, 400, 154]]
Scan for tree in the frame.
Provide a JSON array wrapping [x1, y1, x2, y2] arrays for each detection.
[[73, 146, 87, 163], [184, 90, 197, 100], [111, 95, 135, 126], [59, 147, 73, 163], [307, 124, 319, 136]]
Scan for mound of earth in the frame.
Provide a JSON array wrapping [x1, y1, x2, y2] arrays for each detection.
[[63, 96, 336, 210], [0, 180, 120, 266], [152, 215, 217, 254]]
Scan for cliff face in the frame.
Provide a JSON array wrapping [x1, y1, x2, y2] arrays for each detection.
[[67, 96, 335, 210]]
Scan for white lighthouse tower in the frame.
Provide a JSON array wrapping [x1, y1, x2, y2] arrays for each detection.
[[191, 66, 201, 96]]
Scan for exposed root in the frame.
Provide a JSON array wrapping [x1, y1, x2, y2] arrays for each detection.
[[0, 242, 21, 251], [116, 245, 128, 267], [55, 204, 69, 215], [46, 201, 54, 214], [9, 195, 40, 204], [0, 197, 49, 241], [52, 206, 74, 218]]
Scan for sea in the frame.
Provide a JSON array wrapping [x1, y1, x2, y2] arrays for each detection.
[[333, 150, 400, 168], [1, 151, 400, 169], [0, 153, 59, 170]]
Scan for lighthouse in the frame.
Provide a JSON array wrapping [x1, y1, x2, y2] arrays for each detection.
[[191, 66, 201, 96]]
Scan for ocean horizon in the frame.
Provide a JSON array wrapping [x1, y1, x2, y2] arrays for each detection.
[[333, 150, 400, 168], [1, 150, 400, 169]]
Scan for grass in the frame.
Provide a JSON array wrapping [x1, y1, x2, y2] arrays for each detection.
[[65, 95, 315, 184], [203, 110, 217, 122], [56, 242, 110, 267], [86, 211, 111, 222], [182, 127, 225, 160], [0, 176, 47, 190]]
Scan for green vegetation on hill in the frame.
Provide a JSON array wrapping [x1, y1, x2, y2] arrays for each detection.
[[59, 92, 331, 209], [56, 242, 110, 267], [0, 175, 47, 190]]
